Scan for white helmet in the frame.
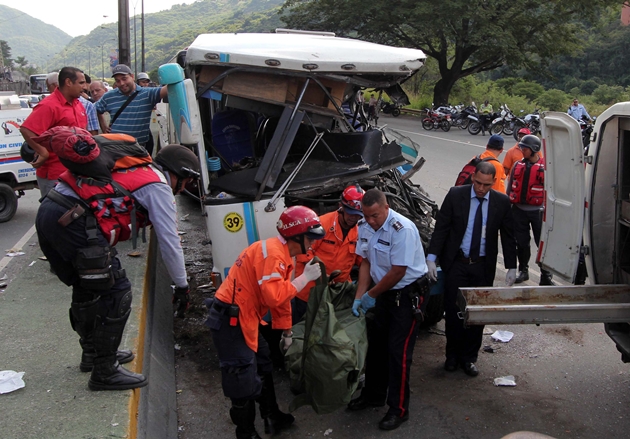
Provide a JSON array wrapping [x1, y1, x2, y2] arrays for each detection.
[[137, 72, 150, 81]]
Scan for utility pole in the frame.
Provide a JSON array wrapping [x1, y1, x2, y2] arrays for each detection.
[[141, 0, 145, 72], [118, 0, 131, 67]]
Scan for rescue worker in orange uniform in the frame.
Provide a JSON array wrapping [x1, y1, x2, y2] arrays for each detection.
[[502, 128, 532, 176], [479, 134, 507, 192], [205, 206, 325, 439], [291, 185, 365, 323]]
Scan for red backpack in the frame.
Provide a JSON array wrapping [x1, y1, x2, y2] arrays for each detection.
[[455, 155, 499, 186]]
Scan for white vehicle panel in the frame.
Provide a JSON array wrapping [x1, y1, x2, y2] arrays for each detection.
[[538, 112, 584, 282]]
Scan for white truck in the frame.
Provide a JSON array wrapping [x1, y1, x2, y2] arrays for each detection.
[[459, 105, 630, 363], [0, 94, 36, 222]]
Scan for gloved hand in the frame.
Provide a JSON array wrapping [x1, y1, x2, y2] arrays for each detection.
[[302, 259, 322, 282], [505, 269, 517, 286], [279, 331, 293, 353], [292, 259, 322, 293], [352, 299, 362, 317], [427, 260, 438, 282], [172, 285, 190, 318], [360, 291, 376, 313]]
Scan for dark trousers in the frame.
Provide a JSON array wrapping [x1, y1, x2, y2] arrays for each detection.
[[36, 197, 132, 315], [361, 284, 419, 418], [512, 205, 543, 272], [444, 260, 487, 364], [206, 299, 273, 401]]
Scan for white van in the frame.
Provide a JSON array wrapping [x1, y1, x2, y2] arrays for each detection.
[[0, 95, 36, 222], [458, 106, 630, 363]]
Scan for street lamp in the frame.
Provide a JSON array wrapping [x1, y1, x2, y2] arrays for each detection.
[[100, 38, 116, 80]]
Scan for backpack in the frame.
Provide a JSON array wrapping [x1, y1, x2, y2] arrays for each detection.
[[32, 127, 152, 182], [455, 154, 499, 186], [285, 259, 368, 414]]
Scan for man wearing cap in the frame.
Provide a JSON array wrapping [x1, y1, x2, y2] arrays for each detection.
[[20, 67, 88, 196], [567, 98, 591, 121], [136, 72, 151, 87], [479, 134, 507, 192], [95, 64, 166, 155], [291, 185, 365, 324]]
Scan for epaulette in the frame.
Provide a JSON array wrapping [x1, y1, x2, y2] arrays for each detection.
[[358, 219, 366, 225], [389, 218, 404, 231]]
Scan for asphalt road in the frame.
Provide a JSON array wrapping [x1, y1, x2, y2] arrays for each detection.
[[173, 115, 630, 439]]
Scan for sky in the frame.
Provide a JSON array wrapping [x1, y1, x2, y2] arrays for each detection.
[[0, 0, 198, 37]]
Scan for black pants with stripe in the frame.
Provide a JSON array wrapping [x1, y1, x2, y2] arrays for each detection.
[[361, 283, 419, 418]]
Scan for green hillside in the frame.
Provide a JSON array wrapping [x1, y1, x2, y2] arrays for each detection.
[[46, 0, 284, 79], [0, 4, 72, 68]]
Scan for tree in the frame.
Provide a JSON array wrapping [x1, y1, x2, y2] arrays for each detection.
[[1, 40, 12, 68], [280, 0, 620, 105]]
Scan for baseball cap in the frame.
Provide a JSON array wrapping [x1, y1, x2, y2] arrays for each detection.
[[137, 72, 150, 80], [111, 64, 132, 77], [488, 134, 505, 150]]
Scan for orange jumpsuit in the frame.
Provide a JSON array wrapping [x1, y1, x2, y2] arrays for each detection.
[[480, 150, 506, 193], [214, 237, 295, 352], [294, 210, 362, 302]]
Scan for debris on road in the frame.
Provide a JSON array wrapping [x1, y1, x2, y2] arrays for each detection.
[[0, 370, 25, 394], [127, 251, 143, 257], [491, 330, 514, 343], [323, 429, 333, 436], [494, 375, 516, 387]]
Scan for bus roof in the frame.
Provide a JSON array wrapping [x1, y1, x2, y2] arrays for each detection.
[[185, 32, 426, 76]]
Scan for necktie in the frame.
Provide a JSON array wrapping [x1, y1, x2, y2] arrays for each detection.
[[469, 197, 485, 260]]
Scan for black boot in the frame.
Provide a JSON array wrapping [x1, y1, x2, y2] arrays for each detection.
[[88, 309, 148, 391], [515, 268, 529, 284], [539, 270, 554, 286], [257, 373, 295, 434], [70, 298, 136, 372], [230, 400, 261, 439]]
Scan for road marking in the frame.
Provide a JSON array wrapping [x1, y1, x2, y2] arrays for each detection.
[[395, 128, 487, 149], [0, 224, 37, 273]]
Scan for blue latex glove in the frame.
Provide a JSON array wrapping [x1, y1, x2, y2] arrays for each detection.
[[360, 292, 376, 313], [352, 299, 362, 317]]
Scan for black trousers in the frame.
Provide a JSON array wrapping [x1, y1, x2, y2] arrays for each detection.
[[512, 205, 543, 272], [361, 283, 419, 418], [444, 260, 487, 364], [36, 197, 132, 315]]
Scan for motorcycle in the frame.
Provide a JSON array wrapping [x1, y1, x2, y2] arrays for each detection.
[[380, 100, 402, 117], [580, 115, 595, 154], [467, 110, 500, 135], [512, 109, 541, 140], [422, 108, 451, 131], [489, 104, 516, 136]]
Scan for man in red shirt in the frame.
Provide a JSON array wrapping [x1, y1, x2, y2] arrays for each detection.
[[20, 67, 88, 196]]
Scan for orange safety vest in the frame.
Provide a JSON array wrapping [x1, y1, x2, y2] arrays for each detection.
[[215, 237, 296, 352], [509, 157, 545, 206], [294, 210, 362, 302]]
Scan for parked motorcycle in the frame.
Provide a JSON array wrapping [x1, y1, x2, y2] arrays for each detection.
[[512, 109, 541, 140], [467, 110, 500, 135], [381, 100, 402, 117], [580, 115, 595, 153], [490, 104, 516, 136], [422, 108, 451, 131]]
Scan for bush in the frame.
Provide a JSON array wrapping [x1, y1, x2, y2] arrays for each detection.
[[511, 82, 545, 102], [536, 89, 569, 111], [592, 84, 626, 105]]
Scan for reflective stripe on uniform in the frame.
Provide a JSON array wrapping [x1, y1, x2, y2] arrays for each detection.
[[261, 239, 268, 258], [258, 272, 282, 285]]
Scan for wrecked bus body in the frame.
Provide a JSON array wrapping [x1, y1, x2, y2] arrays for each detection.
[[156, 30, 441, 324]]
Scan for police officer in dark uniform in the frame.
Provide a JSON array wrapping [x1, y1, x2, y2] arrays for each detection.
[[348, 189, 428, 431]]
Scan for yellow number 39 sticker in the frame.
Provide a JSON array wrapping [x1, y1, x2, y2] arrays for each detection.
[[224, 212, 244, 233]]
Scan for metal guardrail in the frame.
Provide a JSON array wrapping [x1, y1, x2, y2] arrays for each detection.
[[400, 108, 425, 116]]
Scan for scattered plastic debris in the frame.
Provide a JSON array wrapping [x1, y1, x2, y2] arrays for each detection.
[[5, 252, 25, 257], [111, 423, 119, 427], [491, 330, 514, 343], [174, 344, 181, 351], [0, 274, 7, 281], [180, 214, 190, 221], [28, 261, 36, 267], [38, 256, 47, 261], [0, 370, 26, 394], [493, 375, 516, 387], [127, 251, 143, 257], [324, 429, 333, 436], [0, 282, 7, 289], [483, 345, 499, 353], [178, 231, 187, 235]]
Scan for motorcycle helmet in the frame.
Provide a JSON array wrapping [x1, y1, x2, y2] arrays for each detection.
[[20, 141, 36, 163], [155, 144, 201, 180], [518, 135, 541, 153], [340, 185, 365, 216], [517, 128, 531, 137], [277, 206, 325, 242]]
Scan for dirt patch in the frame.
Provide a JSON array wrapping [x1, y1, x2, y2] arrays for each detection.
[[544, 326, 585, 345]]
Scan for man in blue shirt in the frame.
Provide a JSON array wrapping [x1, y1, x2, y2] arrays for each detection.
[[95, 64, 166, 154], [347, 189, 428, 431], [567, 98, 591, 121], [426, 161, 517, 378]]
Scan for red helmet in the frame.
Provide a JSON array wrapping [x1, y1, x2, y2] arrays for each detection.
[[341, 185, 365, 216], [517, 128, 531, 136], [277, 206, 325, 240]]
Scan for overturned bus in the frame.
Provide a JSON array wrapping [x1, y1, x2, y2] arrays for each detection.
[[156, 29, 441, 323]]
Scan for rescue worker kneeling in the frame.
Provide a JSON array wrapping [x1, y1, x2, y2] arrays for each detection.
[[205, 206, 325, 439]]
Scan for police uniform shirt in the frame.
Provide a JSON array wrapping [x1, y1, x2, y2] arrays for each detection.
[[356, 208, 428, 289]]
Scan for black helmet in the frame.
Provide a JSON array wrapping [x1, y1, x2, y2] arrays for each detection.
[[20, 141, 36, 163], [154, 144, 200, 179], [518, 134, 541, 153]]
